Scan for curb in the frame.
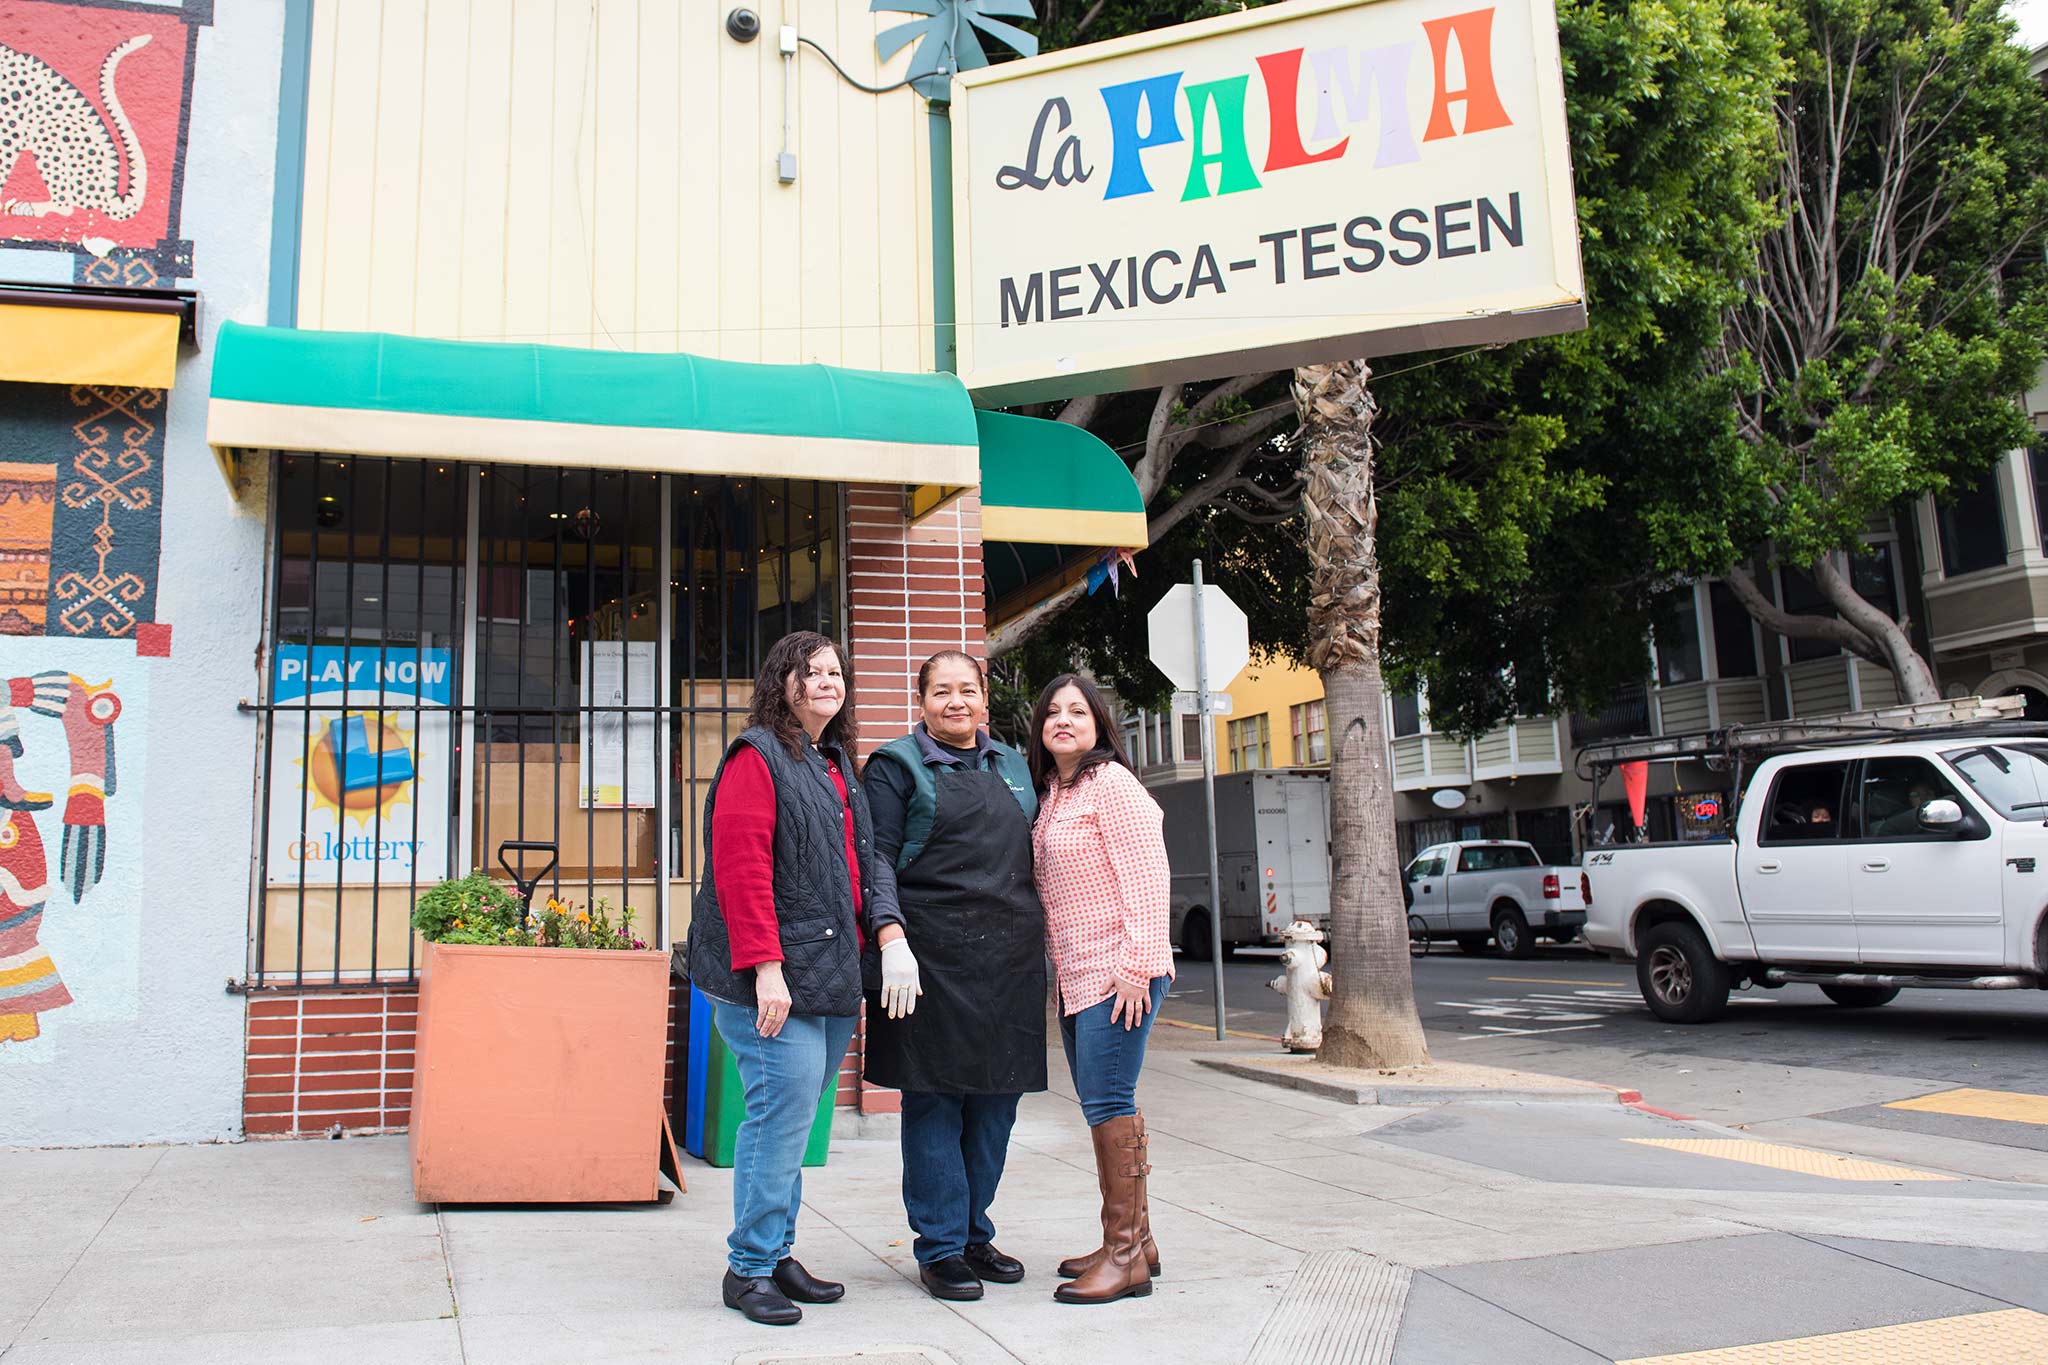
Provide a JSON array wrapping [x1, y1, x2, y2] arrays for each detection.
[[1194, 1056, 1625, 1107]]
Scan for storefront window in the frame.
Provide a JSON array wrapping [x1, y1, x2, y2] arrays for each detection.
[[256, 455, 838, 985], [1514, 806, 1573, 864]]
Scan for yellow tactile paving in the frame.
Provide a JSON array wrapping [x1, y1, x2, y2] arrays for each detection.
[[1617, 1307, 2048, 1364], [1883, 1087, 2048, 1128], [1621, 1138, 1955, 1182]]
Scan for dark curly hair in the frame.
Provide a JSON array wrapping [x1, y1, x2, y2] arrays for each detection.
[[749, 631, 858, 758]]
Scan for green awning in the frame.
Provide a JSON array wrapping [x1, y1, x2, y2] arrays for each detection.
[[973, 410, 1147, 548], [206, 322, 981, 486]]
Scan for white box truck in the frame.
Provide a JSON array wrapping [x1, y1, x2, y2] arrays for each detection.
[[1153, 769, 1331, 959]]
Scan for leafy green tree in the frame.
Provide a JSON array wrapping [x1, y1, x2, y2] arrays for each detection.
[[1688, 0, 2048, 699]]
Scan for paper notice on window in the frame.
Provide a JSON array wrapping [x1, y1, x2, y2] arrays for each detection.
[[580, 641, 658, 809]]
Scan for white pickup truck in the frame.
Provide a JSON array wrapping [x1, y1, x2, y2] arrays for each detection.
[[1584, 735, 2048, 1022], [1403, 839, 1590, 959]]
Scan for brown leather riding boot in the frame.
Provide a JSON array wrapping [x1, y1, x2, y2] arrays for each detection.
[[1057, 1110, 1160, 1278], [1053, 1113, 1153, 1304]]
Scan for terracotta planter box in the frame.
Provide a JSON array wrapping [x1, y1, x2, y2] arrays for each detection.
[[410, 941, 673, 1203]]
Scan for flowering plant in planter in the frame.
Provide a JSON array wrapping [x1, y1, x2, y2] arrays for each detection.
[[406, 871, 675, 1203], [410, 872, 646, 950]]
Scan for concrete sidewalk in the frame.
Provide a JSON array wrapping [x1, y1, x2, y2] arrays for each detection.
[[6, 1043, 2048, 1364]]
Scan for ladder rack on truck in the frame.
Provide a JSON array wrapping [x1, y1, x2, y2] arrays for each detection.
[[1573, 695, 2035, 843]]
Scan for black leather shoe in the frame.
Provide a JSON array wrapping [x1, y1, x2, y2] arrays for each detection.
[[722, 1268, 802, 1325], [964, 1243, 1025, 1284], [919, 1254, 985, 1301], [773, 1256, 845, 1304]]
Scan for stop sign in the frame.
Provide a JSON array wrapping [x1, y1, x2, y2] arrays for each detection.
[[1147, 583, 1250, 693]]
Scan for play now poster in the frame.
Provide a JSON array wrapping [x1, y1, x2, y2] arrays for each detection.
[[266, 644, 454, 886]]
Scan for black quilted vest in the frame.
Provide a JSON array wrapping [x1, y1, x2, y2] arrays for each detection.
[[685, 726, 871, 1018]]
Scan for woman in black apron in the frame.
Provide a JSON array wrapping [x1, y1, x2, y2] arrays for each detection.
[[862, 650, 1047, 1301]]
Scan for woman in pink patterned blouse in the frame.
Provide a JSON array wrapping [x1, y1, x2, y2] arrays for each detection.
[[1027, 673, 1172, 1307]]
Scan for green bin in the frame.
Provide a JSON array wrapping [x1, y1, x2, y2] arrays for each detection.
[[682, 981, 836, 1168]]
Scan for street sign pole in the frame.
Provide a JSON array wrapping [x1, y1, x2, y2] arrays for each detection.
[[1192, 559, 1227, 1040]]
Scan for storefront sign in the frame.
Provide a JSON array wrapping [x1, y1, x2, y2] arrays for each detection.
[[950, 0, 1584, 402], [266, 645, 453, 886]]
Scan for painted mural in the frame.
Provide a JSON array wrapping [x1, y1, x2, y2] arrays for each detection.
[[0, 0, 209, 286], [0, 380, 165, 639], [0, 641, 141, 1048]]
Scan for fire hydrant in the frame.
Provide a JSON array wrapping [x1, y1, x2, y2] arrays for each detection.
[[1268, 919, 1332, 1052]]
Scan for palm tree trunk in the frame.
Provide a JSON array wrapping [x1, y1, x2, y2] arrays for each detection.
[[1295, 360, 1429, 1069]]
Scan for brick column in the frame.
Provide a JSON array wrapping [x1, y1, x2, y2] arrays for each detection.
[[843, 484, 987, 1112]]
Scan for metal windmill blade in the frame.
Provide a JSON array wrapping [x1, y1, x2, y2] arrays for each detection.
[[873, 0, 1039, 100]]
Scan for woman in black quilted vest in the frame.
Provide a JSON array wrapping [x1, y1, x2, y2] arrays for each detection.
[[686, 631, 911, 1326]]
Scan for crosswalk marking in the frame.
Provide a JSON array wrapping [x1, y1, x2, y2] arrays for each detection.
[[1883, 1087, 2048, 1128], [1623, 1137, 1954, 1182], [1617, 1308, 2048, 1364]]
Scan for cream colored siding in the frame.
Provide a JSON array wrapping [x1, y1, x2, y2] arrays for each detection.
[[298, 0, 934, 370], [1391, 735, 1429, 789], [1426, 736, 1471, 780], [1656, 684, 1711, 735], [1855, 660, 1902, 710], [1788, 659, 1854, 717], [1474, 727, 1512, 770], [1717, 678, 1769, 727], [1515, 718, 1560, 768]]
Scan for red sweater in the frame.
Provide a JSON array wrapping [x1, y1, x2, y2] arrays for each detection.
[[711, 745, 864, 971]]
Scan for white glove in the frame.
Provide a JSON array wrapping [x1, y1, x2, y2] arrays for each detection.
[[880, 937, 922, 1020]]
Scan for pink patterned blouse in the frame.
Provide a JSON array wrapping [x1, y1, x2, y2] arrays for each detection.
[[1032, 761, 1174, 1015]]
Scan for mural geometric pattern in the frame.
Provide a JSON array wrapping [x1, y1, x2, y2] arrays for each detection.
[[50, 385, 163, 638], [0, 381, 163, 640]]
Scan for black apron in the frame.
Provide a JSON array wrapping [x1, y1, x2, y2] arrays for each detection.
[[864, 762, 1048, 1094]]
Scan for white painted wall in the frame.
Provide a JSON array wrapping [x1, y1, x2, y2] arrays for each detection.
[[0, 1, 282, 1147]]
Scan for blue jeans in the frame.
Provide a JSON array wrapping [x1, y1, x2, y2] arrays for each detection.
[[1058, 977, 1170, 1127], [711, 1000, 858, 1278], [899, 1090, 1022, 1265]]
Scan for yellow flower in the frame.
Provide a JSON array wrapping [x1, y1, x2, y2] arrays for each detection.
[[575, 910, 591, 925], [452, 918, 464, 929]]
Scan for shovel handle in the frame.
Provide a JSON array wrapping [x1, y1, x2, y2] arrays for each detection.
[[496, 840, 559, 923]]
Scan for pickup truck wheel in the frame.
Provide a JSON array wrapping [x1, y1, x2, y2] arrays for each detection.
[[1636, 921, 1731, 1023], [1455, 934, 1490, 955], [1820, 984, 1900, 1009], [1492, 906, 1535, 960], [1180, 908, 1214, 963]]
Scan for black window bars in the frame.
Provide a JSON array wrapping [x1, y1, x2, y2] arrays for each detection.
[[240, 454, 839, 989]]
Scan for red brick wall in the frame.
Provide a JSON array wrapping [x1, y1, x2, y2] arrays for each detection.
[[843, 483, 985, 1113], [243, 988, 417, 1137]]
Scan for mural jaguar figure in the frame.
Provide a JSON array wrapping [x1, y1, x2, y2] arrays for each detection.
[[0, 33, 149, 220]]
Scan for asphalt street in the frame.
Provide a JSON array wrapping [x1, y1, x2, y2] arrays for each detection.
[[1160, 945, 2048, 1153]]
